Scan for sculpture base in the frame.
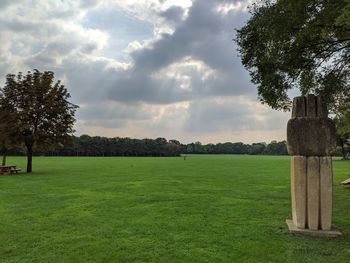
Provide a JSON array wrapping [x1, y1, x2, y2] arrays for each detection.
[[286, 220, 342, 237]]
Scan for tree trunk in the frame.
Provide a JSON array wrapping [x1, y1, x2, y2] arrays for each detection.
[[26, 145, 33, 173], [340, 141, 347, 160], [1, 146, 7, 166], [2, 152, 6, 166], [24, 133, 34, 173]]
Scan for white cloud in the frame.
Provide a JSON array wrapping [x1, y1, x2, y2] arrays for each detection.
[[151, 56, 216, 92], [216, 1, 249, 15]]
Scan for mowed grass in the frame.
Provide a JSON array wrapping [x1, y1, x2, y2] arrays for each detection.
[[0, 156, 349, 263]]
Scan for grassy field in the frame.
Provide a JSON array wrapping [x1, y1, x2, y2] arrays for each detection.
[[0, 155, 349, 263]]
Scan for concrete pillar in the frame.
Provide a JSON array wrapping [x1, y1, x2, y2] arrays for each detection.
[[291, 156, 306, 229], [307, 156, 320, 230], [320, 157, 332, 231]]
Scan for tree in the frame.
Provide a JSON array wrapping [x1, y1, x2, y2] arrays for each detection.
[[249, 142, 266, 155], [264, 140, 288, 155], [235, 0, 350, 111], [0, 70, 78, 173]]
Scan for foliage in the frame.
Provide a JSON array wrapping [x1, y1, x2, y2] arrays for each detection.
[[0, 155, 349, 262], [236, 0, 350, 111], [184, 140, 287, 155], [0, 70, 78, 172]]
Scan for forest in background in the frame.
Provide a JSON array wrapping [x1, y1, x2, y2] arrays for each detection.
[[4, 134, 317, 157]]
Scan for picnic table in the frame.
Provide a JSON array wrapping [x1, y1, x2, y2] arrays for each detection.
[[0, 165, 21, 175]]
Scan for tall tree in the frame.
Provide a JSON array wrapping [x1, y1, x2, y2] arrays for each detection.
[[235, 0, 350, 111], [0, 70, 78, 172]]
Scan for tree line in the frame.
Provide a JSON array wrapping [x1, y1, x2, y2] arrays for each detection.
[[4, 136, 295, 156]]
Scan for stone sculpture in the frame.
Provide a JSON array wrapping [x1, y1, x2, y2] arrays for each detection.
[[286, 94, 342, 237]]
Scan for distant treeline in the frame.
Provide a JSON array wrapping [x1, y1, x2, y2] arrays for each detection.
[[8, 135, 289, 157]]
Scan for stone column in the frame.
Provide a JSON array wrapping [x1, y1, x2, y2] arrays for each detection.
[[286, 95, 341, 237]]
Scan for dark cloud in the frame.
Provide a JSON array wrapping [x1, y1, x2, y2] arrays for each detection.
[[0, 17, 44, 32], [159, 6, 185, 24], [80, 0, 101, 9], [78, 101, 154, 128], [105, 0, 254, 104], [0, 0, 23, 9]]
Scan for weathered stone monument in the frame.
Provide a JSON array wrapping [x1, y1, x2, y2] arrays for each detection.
[[286, 94, 342, 237]]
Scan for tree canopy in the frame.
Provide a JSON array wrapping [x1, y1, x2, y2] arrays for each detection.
[[236, 0, 350, 111], [0, 70, 78, 172]]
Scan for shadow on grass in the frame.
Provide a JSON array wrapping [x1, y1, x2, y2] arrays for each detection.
[[0, 171, 50, 177]]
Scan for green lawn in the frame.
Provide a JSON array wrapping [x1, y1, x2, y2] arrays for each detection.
[[0, 155, 349, 263]]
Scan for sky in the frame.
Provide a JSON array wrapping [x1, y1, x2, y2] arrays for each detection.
[[0, 0, 292, 144]]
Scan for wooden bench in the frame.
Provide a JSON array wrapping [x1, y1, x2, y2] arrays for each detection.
[[10, 167, 21, 174], [0, 166, 21, 175]]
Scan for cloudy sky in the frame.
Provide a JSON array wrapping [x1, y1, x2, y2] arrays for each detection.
[[0, 0, 292, 144]]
